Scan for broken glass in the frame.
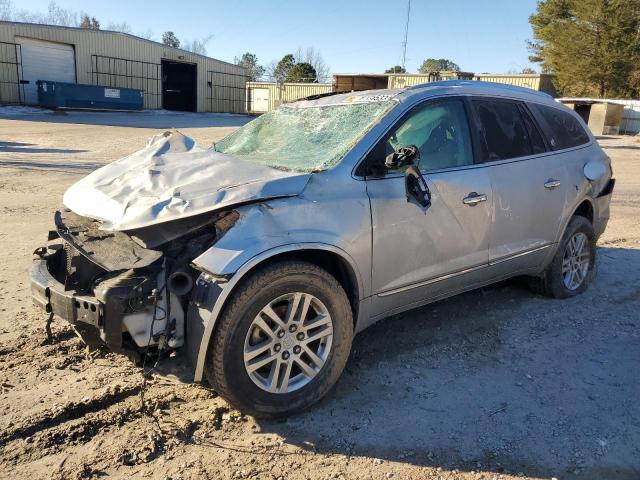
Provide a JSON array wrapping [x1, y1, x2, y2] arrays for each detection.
[[215, 101, 395, 172]]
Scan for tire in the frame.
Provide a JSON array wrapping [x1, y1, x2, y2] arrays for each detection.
[[204, 260, 353, 417], [528, 215, 596, 298]]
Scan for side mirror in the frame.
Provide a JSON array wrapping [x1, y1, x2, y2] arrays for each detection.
[[405, 165, 431, 211], [385, 145, 419, 170]]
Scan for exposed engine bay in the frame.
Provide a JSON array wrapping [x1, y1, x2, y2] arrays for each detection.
[[32, 207, 238, 361], [30, 129, 313, 371]]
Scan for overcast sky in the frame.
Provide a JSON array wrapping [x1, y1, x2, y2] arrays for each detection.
[[15, 0, 541, 74]]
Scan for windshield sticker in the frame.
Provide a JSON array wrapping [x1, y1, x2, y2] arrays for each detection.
[[354, 94, 396, 103]]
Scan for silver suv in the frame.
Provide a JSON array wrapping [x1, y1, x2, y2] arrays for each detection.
[[31, 81, 614, 417]]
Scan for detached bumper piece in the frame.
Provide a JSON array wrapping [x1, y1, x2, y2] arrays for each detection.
[[31, 255, 102, 327], [30, 210, 162, 355]]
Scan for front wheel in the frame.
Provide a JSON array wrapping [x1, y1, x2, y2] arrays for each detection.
[[529, 215, 596, 298], [205, 260, 353, 417]]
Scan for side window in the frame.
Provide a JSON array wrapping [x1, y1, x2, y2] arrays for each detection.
[[473, 99, 536, 161], [519, 105, 546, 154], [532, 104, 590, 150], [373, 99, 473, 172]]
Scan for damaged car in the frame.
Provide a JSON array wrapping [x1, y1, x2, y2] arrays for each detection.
[[31, 81, 614, 417]]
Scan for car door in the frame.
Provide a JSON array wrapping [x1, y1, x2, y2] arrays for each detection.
[[364, 98, 493, 320], [471, 98, 570, 270]]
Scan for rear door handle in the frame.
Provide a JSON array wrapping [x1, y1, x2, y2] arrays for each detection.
[[544, 179, 561, 189], [462, 192, 487, 206]]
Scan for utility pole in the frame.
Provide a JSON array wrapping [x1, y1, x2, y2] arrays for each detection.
[[401, 0, 411, 71]]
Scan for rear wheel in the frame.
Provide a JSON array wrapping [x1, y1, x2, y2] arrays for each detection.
[[529, 215, 596, 298], [205, 260, 353, 417]]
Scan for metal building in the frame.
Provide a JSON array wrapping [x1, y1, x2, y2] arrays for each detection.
[[333, 72, 557, 96], [0, 21, 248, 113], [473, 73, 556, 96], [333, 72, 474, 91], [246, 81, 333, 113]]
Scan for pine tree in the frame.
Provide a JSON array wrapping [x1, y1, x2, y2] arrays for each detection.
[[79, 14, 99, 29], [529, 0, 640, 98], [162, 31, 180, 49], [286, 62, 317, 83]]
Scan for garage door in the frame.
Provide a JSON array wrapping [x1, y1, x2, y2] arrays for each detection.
[[17, 37, 76, 104]]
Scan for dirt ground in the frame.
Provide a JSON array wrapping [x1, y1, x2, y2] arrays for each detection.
[[0, 109, 638, 480]]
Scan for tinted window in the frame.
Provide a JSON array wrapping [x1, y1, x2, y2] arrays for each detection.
[[519, 105, 546, 154], [473, 99, 537, 161], [532, 104, 590, 150], [374, 99, 473, 172]]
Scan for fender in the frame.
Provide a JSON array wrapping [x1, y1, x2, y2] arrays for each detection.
[[189, 242, 364, 382], [539, 195, 596, 269]]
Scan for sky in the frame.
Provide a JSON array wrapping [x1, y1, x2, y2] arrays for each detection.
[[14, 0, 541, 75]]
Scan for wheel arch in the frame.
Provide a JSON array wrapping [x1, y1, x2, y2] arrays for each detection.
[[573, 198, 595, 224], [557, 197, 595, 244], [192, 243, 362, 382]]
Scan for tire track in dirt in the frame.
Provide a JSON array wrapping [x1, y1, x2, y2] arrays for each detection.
[[0, 382, 143, 445]]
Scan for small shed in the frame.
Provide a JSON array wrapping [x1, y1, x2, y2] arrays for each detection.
[[559, 99, 625, 135], [332, 74, 390, 92], [246, 82, 333, 113]]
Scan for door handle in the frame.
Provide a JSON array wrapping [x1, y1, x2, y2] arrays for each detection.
[[544, 179, 561, 189], [462, 192, 487, 206]]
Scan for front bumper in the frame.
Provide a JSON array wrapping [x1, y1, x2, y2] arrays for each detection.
[[30, 243, 158, 357], [31, 256, 102, 328]]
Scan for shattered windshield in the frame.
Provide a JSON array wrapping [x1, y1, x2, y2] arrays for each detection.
[[214, 101, 395, 172]]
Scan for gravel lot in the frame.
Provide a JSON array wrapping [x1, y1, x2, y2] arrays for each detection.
[[0, 110, 638, 480]]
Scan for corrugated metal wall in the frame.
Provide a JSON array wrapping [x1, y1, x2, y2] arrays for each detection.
[[387, 72, 473, 89], [612, 99, 640, 134], [473, 74, 542, 90], [385, 73, 556, 95], [473, 74, 556, 95], [246, 82, 333, 112], [0, 21, 247, 112]]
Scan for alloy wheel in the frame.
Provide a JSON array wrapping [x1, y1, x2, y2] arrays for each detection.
[[562, 232, 591, 291], [243, 292, 333, 394]]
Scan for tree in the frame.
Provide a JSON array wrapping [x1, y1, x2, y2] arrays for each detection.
[[520, 67, 537, 74], [294, 47, 330, 82], [418, 58, 460, 73], [0, 0, 13, 20], [162, 31, 180, 48], [45, 1, 77, 26], [107, 21, 132, 34], [271, 54, 296, 83], [182, 35, 212, 55], [529, 0, 640, 98], [385, 65, 406, 73], [286, 62, 317, 83], [236, 52, 265, 81], [137, 29, 154, 40], [80, 14, 100, 29]]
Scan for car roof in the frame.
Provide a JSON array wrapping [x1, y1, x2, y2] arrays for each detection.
[[289, 80, 559, 108], [402, 80, 557, 105]]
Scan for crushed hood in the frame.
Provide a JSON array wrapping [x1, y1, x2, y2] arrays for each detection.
[[63, 131, 311, 231]]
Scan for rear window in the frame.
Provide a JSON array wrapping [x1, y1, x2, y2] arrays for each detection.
[[531, 104, 590, 150], [473, 99, 538, 161]]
